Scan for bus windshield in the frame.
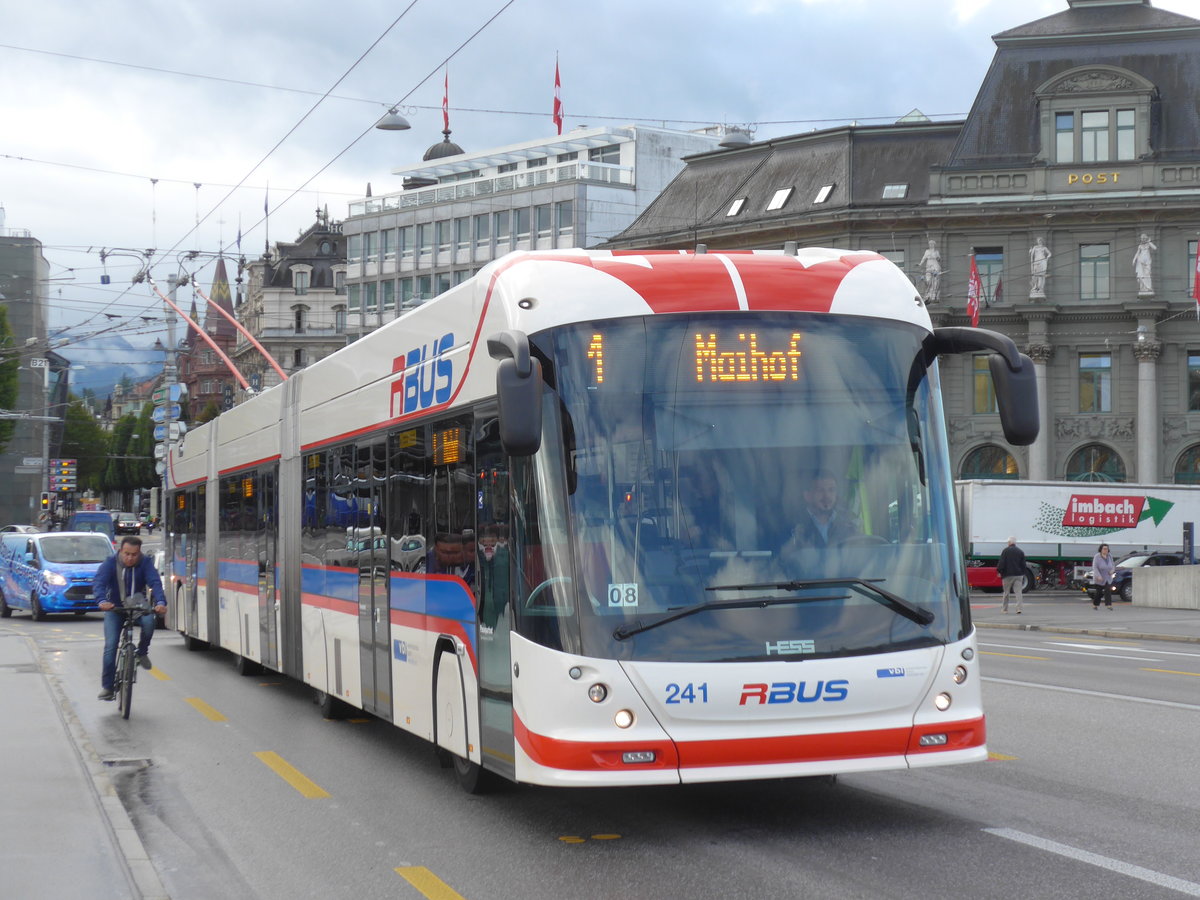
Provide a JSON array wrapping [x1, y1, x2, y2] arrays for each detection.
[[515, 313, 966, 663]]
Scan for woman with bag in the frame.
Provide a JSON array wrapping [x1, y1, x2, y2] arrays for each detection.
[[1091, 543, 1116, 610]]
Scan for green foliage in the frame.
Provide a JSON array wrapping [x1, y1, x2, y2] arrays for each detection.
[[198, 400, 221, 424], [0, 307, 18, 453], [60, 400, 110, 491]]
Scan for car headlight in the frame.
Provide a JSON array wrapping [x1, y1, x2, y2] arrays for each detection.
[[43, 570, 68, 586]]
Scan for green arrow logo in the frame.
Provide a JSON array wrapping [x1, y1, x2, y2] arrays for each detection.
[[1140, 497, 1174, 526]]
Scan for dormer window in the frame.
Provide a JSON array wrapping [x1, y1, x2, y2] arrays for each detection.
[[766, 188, 793, 211], [814, 184, 834, 204], [1035, 66, 1154, 164], [726, 197, 747, 217], [882, 184, 908, 199]]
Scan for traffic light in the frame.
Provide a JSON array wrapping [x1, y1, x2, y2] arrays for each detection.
[[40, 492, 51, 511]]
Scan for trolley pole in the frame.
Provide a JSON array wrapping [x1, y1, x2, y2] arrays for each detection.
[[160, 274, 178, 547]]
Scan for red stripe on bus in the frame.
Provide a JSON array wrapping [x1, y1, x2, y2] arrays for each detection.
[[730, 252, 881, 313], [513, 714, 985, 772], [218, 453, 281, 476]]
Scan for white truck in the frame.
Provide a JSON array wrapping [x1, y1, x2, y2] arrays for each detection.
[[955, 479, 1199, 591]]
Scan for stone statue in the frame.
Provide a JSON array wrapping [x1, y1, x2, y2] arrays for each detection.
[[1029, 237, 1051, 298], [1133, 233, 1157, 295], [919, 239, 942, 303]]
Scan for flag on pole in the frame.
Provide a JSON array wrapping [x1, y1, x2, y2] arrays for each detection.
[[442, 68, 450, 132], [966, 253, 982, 327], [1193, 247, 1200, 320], [992, 276, 1003, 307], [552, 57, 564, 135]]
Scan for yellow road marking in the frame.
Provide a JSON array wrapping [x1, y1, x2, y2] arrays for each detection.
[[591, 834, 621, 840], [254, 751, 330, 798], [988, 752, 1018, 761], [394, 866, 466, 900], [1141, 668, 1200, 678], [981, 651, 1049, 660], [148, 667, 171, 681], [558, 836, 586, 844], [185, 697, 228, 721]]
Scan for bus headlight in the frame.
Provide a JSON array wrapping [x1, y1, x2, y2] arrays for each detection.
[[953, 665, 968, 684], [934, 692, 953, 711], [614, 709, 635, 729], [588, 683, 608, 703]]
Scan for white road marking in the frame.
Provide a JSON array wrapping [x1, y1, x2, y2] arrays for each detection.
[[984, 827, 1200, 897], [983, 676, 1200, 712], [981, 641, 1159, 661]]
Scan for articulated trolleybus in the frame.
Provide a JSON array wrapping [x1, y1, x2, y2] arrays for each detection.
[[166, 247, 1037, 791]]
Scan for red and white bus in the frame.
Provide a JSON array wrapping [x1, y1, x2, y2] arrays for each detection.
[[165, 247, 1037, 790]]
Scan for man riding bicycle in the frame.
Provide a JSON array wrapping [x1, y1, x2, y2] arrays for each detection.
[[95, 536, 166, 701]]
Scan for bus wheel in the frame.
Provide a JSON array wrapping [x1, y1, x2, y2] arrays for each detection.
[[314, 689, 343, 719], [452, 752, 493, 794], [30, 594, 46, 621], [235, 654, 262, 676]]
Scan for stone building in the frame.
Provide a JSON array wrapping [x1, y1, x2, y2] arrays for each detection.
[[607, 0, 1200, 486], [178, 257, 239, 417]]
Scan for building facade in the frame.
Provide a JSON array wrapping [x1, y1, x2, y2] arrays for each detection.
[[339, 124, 722, 341], [233, 213, 348, 395], [179, 258, 241, 417], [607, 0, 1200, 487], [0, 212, 54, 524]]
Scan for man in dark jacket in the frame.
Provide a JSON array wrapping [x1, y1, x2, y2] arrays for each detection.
[[94, 536, 167, 700], [997, 536, 1027, 614]]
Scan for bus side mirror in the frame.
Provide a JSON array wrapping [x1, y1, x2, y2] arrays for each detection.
[[488, 330, 544, 456], [930, 327, 1039, 446]]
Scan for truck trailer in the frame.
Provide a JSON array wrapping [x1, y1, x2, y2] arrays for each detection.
[[955, 479, 1199, 591]]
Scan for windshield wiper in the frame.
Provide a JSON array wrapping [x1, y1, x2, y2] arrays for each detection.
[[703, 577, 935, 627], [613, 592, 848, 641]]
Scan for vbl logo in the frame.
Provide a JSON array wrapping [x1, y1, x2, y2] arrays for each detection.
[[391, 333, 454, 417], [739, 680, 849, 705]]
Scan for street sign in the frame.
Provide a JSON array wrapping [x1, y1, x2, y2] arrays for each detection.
[[155, 460, 165, 475], [152, 383, 183, 404], [15, 465, 40, 474], [154, 443, 167, 460], [22, 456, 41, 466], [151, 404, 182, 423], [30, 358, 47, 369], [153, 421, 186, 441]]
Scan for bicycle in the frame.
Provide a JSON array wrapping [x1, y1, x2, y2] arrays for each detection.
[[113, 597, 152, 720]]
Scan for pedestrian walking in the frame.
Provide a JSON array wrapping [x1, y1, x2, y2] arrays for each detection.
[[997, 536, 1027, 613], [1091, 543, 1116, 610]]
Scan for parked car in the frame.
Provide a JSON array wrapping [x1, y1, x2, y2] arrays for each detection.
[[1, 524, 40, 534], [0, 531, 115, 619], [114, 511, 142, 535], [66, 510, 116, 544], [965, 559, 1039, 594], [1112, 550, 1187, 602]]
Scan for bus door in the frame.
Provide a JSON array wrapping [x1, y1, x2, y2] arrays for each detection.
[[475, 414, 515, 779], [258, 467, 279, 670], [357, 440, 392, 721]]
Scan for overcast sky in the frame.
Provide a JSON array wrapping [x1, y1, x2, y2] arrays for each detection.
[[3, 0, 1197, 378]]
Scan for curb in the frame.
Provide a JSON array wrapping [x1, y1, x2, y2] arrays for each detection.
[[32, 636, 171, 900], [976, 622, 1200, 644]]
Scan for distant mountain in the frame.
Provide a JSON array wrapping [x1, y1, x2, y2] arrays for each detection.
[[59, 333, 164, 399]]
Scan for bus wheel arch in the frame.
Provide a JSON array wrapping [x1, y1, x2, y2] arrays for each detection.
[[432, 639, 492, 793]]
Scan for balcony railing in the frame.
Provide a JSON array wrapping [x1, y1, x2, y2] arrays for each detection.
[[349, 161, 632, 216]]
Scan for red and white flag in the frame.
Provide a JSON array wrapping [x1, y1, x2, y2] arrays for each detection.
[[993, 276, 1003, 307], [1193, 247, 1200, 320], [442, 68, 450, 132], [966, 254, 982, 327], [552, 57, 564, 135]]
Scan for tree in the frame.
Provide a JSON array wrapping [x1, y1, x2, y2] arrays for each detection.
[[60, 399, 110, 492], [197, 400, 221, 424], [0, 307, 18, 454]]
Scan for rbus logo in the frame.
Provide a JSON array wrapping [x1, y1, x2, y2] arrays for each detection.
[[391, 333, 455, 417], [739, 680, 849, 705], [1061, 494, 1145, 528]]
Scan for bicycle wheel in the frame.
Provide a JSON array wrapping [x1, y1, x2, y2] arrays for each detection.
[[118, 644, 136, 720]]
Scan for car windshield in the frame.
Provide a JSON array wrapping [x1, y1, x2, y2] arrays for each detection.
[[513, 313, 965, 663], [1117, 554, 1151, 568], [38, 535, 114, 564]]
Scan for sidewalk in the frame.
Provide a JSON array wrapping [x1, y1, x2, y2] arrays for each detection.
[[0, 633, 168, 900], [971, 588, 1200, 644]]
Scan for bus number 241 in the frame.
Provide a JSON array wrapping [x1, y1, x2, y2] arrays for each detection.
[[665, 682, 709, 704]]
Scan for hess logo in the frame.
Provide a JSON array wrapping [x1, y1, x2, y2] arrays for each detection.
[[739, 680, 849, 705], [391, 333, 454, 417]]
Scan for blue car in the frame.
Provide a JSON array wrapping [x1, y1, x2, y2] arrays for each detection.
[[0, 531, 115, 620]]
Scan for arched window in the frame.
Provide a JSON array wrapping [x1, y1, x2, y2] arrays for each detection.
[[1174, 445, 1200, 484], [1065, 443, 1126, 482], [960, 445, 1019, 479]]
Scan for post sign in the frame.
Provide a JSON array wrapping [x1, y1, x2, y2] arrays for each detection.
[[151, 404, 182, 423], [152, 383, 183, 404], [153, 422, 186, 441], [154, 443, 167, 460]]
